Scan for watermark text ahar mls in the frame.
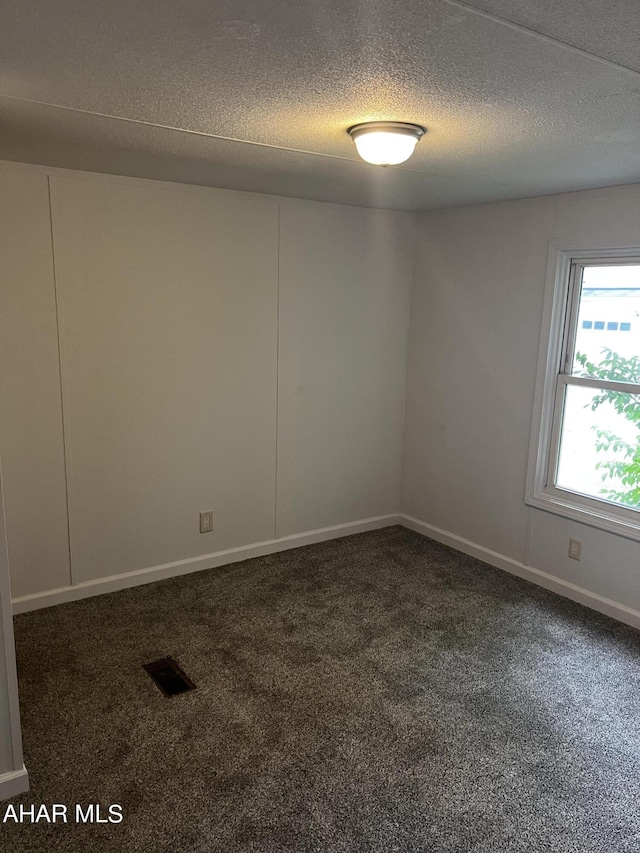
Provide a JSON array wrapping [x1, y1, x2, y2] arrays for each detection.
[[3, 803, 123, 824]]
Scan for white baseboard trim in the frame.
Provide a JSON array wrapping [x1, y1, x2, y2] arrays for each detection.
[[13, 514, 400, 614], [0, 766, 29, 801], [400, 514, 640, 631]]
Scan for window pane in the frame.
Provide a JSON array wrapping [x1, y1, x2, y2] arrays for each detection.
[[556, 383, 640, 508], [571, 264, 640, 382]]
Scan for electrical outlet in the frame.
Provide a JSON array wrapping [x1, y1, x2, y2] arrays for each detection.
[[568, 538, 582, 561], [199, 511, 213, 534]]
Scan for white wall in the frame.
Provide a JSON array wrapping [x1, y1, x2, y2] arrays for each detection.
[[277, 202, 413, 537], [0, 161, 413, 607], [402, 183, 640, 623], [50, 174, 279, 584], [0, 463, 28, 797], [3, 156, 640, 626], [0, 168, 71, 597]]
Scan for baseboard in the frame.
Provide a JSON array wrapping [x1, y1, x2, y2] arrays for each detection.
[[400, 514, 640, 631], [0, 766, 29, 801], [13, 514, 400, 614], [15, 512, 640, 630]]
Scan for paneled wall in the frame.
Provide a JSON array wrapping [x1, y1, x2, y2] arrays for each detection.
[[0, 162, 414, 606], [3, 156, 639, 626], [0, 168, 71, 597], [50, 175, 279, 584]]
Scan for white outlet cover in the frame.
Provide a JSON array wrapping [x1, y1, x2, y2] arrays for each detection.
[[199, 511, 213, 534], [568, 538, 582, 560]]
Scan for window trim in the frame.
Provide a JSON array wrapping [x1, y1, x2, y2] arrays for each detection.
[[526, 243, 640, 541]]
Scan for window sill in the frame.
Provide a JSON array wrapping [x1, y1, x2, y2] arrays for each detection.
[[526, 488, 640, 543]]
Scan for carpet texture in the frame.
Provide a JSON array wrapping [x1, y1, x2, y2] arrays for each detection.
[[3, 526, 640, 852]]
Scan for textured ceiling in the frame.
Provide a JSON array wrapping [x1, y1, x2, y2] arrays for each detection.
[[1, 0, 639, 210], [457, 0, 640, 73]]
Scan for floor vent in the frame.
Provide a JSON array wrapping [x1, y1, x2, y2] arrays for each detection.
[[143, 657, 196, 698]]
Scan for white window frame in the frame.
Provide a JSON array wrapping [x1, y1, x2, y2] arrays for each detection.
[[526, 243, 640, 541]]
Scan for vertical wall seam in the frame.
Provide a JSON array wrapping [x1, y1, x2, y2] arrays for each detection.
[[47, 175, 75, 587], [274, 203, 281, 540]]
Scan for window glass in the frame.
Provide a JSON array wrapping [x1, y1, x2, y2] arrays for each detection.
[[556, 384, 640, 509], [572, 265, 640, 382]]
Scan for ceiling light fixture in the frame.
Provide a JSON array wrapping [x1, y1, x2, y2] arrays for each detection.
[[348, 121, 426, 166]]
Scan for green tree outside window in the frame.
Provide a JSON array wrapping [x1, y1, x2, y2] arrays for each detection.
[[575, 348, 640, 507]]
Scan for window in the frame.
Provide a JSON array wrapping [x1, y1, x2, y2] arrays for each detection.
[[527, 248, 640, 539]]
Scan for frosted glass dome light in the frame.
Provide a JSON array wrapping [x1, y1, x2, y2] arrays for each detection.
[[348, 121, 426, 166]]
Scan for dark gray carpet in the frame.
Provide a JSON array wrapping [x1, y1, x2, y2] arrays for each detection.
[[3, 526, 640, 852]]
